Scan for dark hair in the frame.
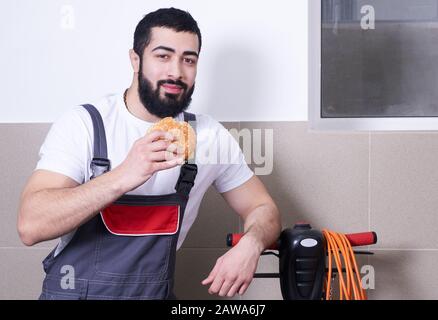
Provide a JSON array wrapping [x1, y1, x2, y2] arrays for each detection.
[[133, 8, 202, 57]]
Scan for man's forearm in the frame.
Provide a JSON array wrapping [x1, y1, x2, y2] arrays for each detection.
[[241, 202, 281, 253], [19, 169, 127, 245]]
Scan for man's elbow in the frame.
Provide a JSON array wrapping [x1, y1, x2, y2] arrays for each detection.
[[17, 218, 38, 246], [17, 207, 38, 247]]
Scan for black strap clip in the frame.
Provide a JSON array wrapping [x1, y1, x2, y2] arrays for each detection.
[[90, 157, 111, 179], [175, 163, 198, 196]]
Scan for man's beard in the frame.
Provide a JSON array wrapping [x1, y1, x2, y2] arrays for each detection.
[[137, 66, 195, 118]]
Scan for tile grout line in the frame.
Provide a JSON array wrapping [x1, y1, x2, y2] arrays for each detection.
[[368, 132, 371, 267], [372, 248, 438, 251], [177, 247, 438, 251], [368, 131, 371, 233]]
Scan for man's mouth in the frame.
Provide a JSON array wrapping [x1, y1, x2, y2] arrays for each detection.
[[161, 84, 183, 95]]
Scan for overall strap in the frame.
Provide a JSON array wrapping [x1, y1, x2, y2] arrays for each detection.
[[183, 111, 197, 163], [183, 111, 196, 131], [81, 104, 111, 179], [176, 112, 198, 197]]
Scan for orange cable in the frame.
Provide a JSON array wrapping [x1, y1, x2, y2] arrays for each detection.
[[322, 229, 367, 300]]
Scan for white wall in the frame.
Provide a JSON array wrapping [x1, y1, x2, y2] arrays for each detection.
[[0, 0, 308, 123]]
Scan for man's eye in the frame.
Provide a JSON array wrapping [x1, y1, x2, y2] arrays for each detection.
[[157, 54, 169, 60], [184, 58, 196, 65]]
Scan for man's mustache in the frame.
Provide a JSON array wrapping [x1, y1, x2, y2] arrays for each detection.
[[157, 79, 188, 91]]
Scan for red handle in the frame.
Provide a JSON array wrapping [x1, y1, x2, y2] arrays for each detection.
[[227, 231, 377, 250], [227, 233, 279, 250], [345, 231, 378, 247]]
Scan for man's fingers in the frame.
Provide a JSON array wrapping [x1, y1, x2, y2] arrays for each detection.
[[201, 277, 213, 286], [218, 280, 234, 297], [167, 142, 185, 156], [149, 151, 179, 162], [201, 271, 215, 285], [149, 140, 172, 152], [208, 276, 225, 295], [207, 259, 225, 294], [227, 282, 242, 297], [201, 261, 221, 286], [238, 283, 249, 296], [152, 157, 184, 171], [145, 130, 174, 143]]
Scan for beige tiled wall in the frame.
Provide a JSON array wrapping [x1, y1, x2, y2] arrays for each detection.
[[2, 122, 438, 299]]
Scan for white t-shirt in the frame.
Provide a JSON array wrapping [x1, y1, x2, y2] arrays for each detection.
[[35, 92, 254, 254]]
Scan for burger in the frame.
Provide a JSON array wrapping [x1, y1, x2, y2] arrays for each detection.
[[147, 117, 196, 161]]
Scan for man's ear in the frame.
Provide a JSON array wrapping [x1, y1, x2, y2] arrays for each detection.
[[129, 49, 140, 73]]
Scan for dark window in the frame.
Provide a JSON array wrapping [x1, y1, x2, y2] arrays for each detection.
[[321, 0, 438, 118]]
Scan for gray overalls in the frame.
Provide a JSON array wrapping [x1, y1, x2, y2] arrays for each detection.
[[39, 104, 198, 300]]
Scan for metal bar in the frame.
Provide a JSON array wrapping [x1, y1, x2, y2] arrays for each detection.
[[253, 273, 280, 278]]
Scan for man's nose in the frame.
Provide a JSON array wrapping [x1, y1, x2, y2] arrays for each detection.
[[167, 59, 183, 80]]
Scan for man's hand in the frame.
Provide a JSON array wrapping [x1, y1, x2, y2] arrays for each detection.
[[201, 236, 263, 297], [113, 130, 185, 193], [201, 176, 281, 298]]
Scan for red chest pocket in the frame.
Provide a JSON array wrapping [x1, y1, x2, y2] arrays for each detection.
[[100, 204, 180, 236]]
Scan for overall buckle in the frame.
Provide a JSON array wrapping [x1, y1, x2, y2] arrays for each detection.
[[175, 163, 198, 195], [90, 158, 111, 179]]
